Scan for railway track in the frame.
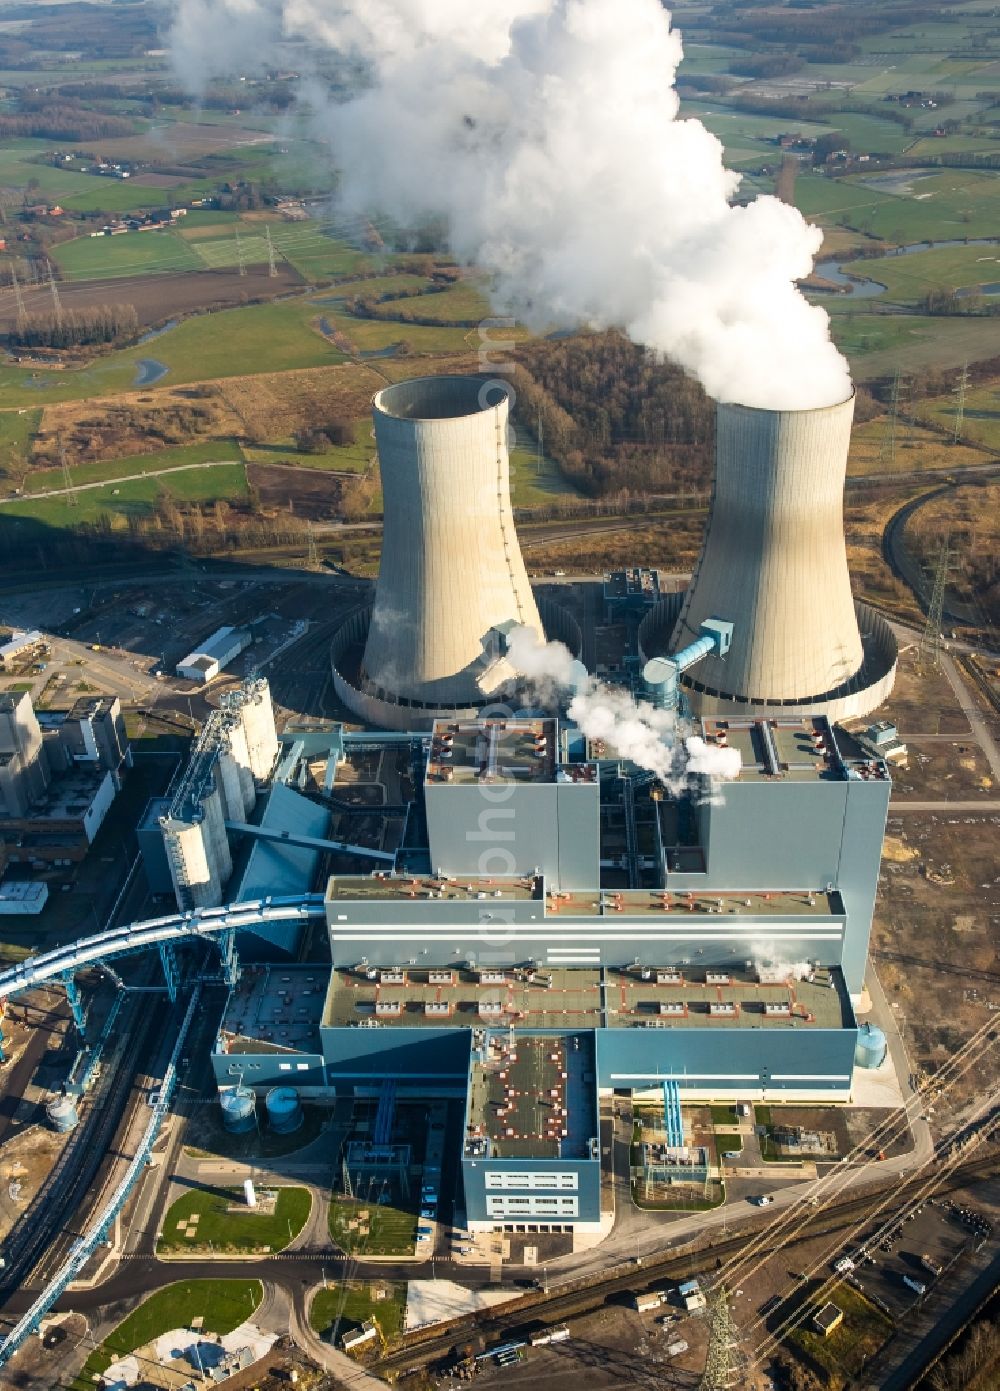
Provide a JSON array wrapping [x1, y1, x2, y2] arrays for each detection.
[[0, 993, 162, 1314], [374, 1153, 1000, 1374]]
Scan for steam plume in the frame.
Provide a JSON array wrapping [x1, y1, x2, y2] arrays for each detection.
[[506, 626, 741, 790], [169, 0, 850, 410]]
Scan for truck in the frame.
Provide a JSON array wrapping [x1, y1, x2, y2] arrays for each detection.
[[919, 1254, 943, 1278]]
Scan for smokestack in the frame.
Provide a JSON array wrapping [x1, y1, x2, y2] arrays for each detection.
[[667, 392, 896, 719], [338, 375, 543, 728]]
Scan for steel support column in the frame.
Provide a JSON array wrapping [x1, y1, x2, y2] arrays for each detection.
[[61, 970, 86, 1037], [218, 929, 240, 989], [159, 943, 180, 1002]]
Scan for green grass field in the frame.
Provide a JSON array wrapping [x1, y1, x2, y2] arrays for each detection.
[[329, 1196, 418, 1256], [0, 460, 247, 528], [70, 1280, 262, 1391], [790, 1284, 893, 1381], [310, 1282, 407, 1344], [714, 1133, 743, 1154], [838, 242, 1000, 304], [918, 381, 1000, 450], [157, 1185, 311, 1253], [193, 233, 272, 269], [509, 440, 581, 507], [0, 298, 347, 408], [0, 408, 40, 480], [21, 438, 245, 494], [53, 229, 201, 280]]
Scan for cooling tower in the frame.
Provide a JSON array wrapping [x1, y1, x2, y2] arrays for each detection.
[[667, 392, 896, 720], [339, 375, 544, 729]]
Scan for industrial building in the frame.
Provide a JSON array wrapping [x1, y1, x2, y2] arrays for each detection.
[[183, 373, 900, 1234], [0, 691, 130, 862], [176, 625, 252, 684]]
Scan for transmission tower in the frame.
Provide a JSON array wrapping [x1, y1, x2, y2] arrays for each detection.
[[59, 442, 77, 508], [698, 1286, 739, 1391], [47, 263, 63, 325], [266, 224, 278, 278], [536, 408, 544, 475], [235, 229, 246, 277], [878, 368, 901, 468], [918, 533, 952, 668], [952, 363, 969, 444], [9, 264, 25, 321]]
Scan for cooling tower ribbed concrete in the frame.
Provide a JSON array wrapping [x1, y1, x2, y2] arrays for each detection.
[[667, 392, 896, 720], [341, 375, 543, 727]]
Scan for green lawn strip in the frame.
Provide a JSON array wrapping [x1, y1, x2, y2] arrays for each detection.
[[789, 1283, 893, 1380], [157, 1185, 311, 1253], [509, 442, 581, 506], [309, 1282, 407, 1343], [329, 1196, 418, 1256], [631, 1180, 726, 1212], [710, 1104, 738, 1127], [53, 228, 202, 281], [70, 1279, 262, 1391], [20, 438, 244, 494], [714, 1133, 743, 1154], [1, 462, 247, 528]]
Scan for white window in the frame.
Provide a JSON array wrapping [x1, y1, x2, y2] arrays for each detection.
[[485, 1194, 579, 1218], [484, 1171, 578, 1191], [279, 1063, 292, 1071]]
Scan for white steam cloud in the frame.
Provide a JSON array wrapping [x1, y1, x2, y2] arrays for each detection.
[[506, 626, 741, 791], [169, 0, 850, 410]]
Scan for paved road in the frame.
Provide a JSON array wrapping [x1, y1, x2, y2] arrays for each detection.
[[939, 650, 1000, 781], [891, 800, 1000, 812]]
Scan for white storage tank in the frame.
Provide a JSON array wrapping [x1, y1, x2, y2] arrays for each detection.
[[46, 1094, 79, 1133], [265, 1085, 303, 1135], [220, 1086, 257, 1134], [854, 1022, 888, 1070]]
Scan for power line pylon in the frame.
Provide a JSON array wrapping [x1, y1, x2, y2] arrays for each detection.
[[918, 533, 952, 669], [952, 363, 969, 444], [536, 408, 544, 476], [266, 224, 278, 278], [10, 264, 25, 321], [878, 368, 901, 468], [60, 442, 77, 508], [698, 1285, 739, 1391], [235, 229, 246, 277], [47, 263, 63, 325]]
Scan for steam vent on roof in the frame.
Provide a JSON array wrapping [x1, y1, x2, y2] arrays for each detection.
[[331, 375, 578, 731], [641, 392, 897, 721]]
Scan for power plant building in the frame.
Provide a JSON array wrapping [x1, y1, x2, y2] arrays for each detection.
[[200, 372, 898, 1235]]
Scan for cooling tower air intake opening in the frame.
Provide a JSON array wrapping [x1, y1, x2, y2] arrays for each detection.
[[373, 374, 512, 421]]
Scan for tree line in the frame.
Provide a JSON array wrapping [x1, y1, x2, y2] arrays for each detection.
[[8, 304, 139, 351]]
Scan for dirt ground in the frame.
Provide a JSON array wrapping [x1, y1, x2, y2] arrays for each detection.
[[870, 646, 975, 736], [0, 264, 304, 334], [32, 385, 238, 471], [219, 360, 386, 446]]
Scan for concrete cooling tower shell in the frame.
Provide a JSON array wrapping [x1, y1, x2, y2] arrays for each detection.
[[346, 375, 543, 724], [668, 393, 896, 720]]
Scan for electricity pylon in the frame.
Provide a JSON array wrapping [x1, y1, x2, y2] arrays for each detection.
[[878, 368, 900, 468], [918, 533, 952, 668], [266, 224, 278, 278], [698, 1285, 739, 1390], [952, 363, 969, 444]]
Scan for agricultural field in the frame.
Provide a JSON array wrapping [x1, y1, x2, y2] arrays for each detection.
[[54, 230, 203, 281]]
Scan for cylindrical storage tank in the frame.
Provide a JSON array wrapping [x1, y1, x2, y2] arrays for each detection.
[[358, 375, 543, 717], [643, 656, 678, 710], [265, 1086, 303, 1134], [854, 1023, 888, 1070], [670, 392, 891, 718], [238, 678, 279, 780], [220, 1086, 257, 1134], [46, 1094, 79, 1133]]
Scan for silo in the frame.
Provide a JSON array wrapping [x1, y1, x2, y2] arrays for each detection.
[[235, 677, 279, 781], [46, 1094, 79, 1133], [854, 1022, 888, 1070], [160, 777, 232, 911], [220, 1086, 257, 1134], [342, 375, 543, 728], [666, 392, 896, 720], [265, 1085, 303, 1135]]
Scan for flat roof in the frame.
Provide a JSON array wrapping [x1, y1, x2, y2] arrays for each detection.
[[466, 1031, 597, 1160], [328, 873, 543, 903], [700, 718, 890, 785], [323, 965, 603, 1031], [218, 964, 326, 1055], [427, 718, 563, 785], [605, 966, 852, 1031]]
